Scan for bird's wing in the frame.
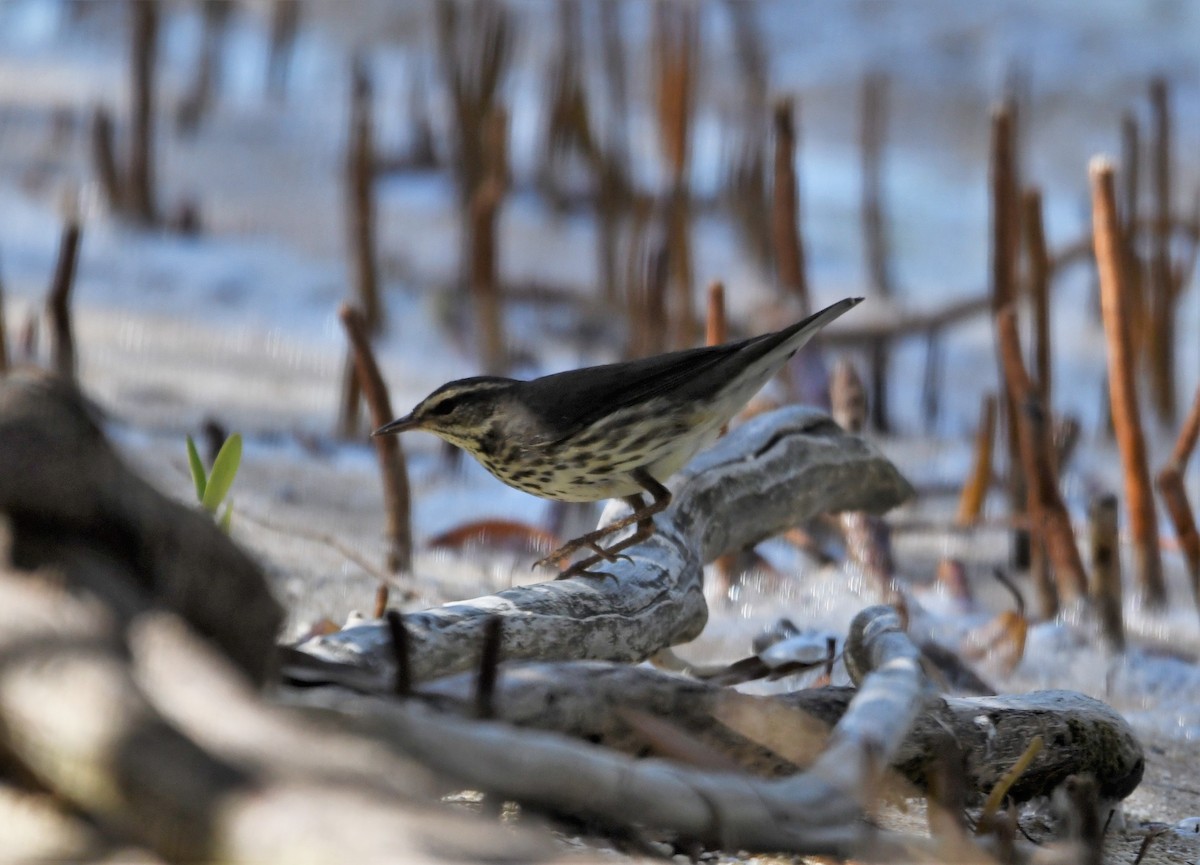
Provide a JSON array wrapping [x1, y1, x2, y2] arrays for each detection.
[[517, 298, 860, 443], [517, 340, 748, 441]]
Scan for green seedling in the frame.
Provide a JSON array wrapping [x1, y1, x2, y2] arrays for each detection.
[[186, 432, 242, 531]]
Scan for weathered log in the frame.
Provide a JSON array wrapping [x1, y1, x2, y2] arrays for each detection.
[[292, 606, 969, 859], [0, 370, 281, 682], [0, 560, 554, 864], [396, 647, 1142, 801], [300, 407, 914, 683]]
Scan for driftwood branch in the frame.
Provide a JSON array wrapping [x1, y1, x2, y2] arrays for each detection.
[[299, 407, 914, 683], [294, 607, 950, 859], [376, 658, 1142, 805]]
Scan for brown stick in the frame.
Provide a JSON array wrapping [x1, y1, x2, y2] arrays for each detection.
[[469, 106, 508, 375], [338, 304, 413, 574], [997, 308, 1088, 610], [654, 4, 696, 350], [128, 0, 158, 224], [830, 359, 867, 435], [1022, 189, 1051, 404], [1169, 383, 1200, 468], [1157, 384, 1200, 617], [772, 100, 809, 313], [1156, 467, 1199, 616], [990, 104, 1027, 569], [1087, 494, 1125, 651], [90, 106, 124, 213], [862, 72, 893, 433], [705, 280, 725, 348], [46, 209, 82, 380], [1091, 158, 1166, 606], [957, 394, 997, 526], [347, 58, 382, 334], [1148, 78, 1176, 423], [1119, 112, 1146, 358]]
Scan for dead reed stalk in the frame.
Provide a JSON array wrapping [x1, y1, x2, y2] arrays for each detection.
[[1149, 78, 1176, 423], [1087, 493, 1125, 651], [1157, 384, 1200, 616], [90, 106, 124, 213], [654, 3, 697, 349], [347, 58, 382, 335], [997, 307, 1088, 612], [705, 280, 726, 347], [990, 103, 1027, 568], [830, 358, 867, 435], [862, 72, 892, 432], [772, 99, 810, 313], [128, 0, 159, 224], [338, 304, 413, 574], [957, 394, 997, 526], [1022, 188, 1051, 404], [1119, 112, 1146, 353], [1091, 158, 1166, 606], [46, 208, 82, 381], [469, 108, 508, 375]]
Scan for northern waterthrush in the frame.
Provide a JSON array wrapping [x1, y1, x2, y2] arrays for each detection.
[[374, 296, 862, 577]]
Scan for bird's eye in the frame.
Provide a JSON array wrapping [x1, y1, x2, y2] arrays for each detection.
[[429, 397, 458, 417]]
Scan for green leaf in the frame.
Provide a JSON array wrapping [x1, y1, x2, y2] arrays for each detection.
[[186, 436, 207, 503], [202, 433, 242, 513], [219, 502, 234, 533]]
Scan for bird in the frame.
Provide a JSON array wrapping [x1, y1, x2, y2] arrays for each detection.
[[373, 296, 863, 577]]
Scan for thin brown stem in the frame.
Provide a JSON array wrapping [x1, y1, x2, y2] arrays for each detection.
[[957, 394, 997, 526], [128, 0, 158, 224], [990, 104, 1027, 569], [1091, 158, 1166, 606], [1156, 467, 1199, 617], [1087, 494, 1125, 651], [998, 307, 1088, 612], [338, 304, 413, 574], [90, 106, 124, 213], [830, 359, 867, 435], [705, 280, 726, 347], [1169, 383, 1200, 467], [862, 72, 892, 433], [46, 210, 82, 380], [771, 99, 809, 312], [1021, 188, 1051, 404], [469, 106, 508, 375], [1149, 78, 1176, 423], [347, 58, 382, 334]]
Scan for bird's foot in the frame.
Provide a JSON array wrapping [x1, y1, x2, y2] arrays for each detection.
[[533, 527, 619, 571]]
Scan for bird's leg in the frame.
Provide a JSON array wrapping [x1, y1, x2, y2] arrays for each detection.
[[536, 469, 672, 579]]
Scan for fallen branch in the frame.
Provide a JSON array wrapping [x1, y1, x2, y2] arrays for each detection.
[[300, 407, 913, 683]]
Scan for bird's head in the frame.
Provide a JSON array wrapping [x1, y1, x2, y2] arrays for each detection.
[[372, 376, 515, 452]]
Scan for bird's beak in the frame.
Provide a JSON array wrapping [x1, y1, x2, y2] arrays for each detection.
[[371, 413, 420, 437]]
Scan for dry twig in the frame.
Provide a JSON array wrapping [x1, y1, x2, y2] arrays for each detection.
[[338, 304, 413, 574], [1091, 158, 1166, 606], [997, 308, 1088, 611]]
